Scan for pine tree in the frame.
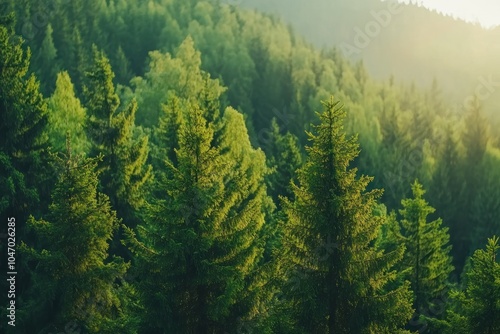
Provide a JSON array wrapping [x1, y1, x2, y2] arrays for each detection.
[[131, 36, 226, 128], [18, 139, 137, 334], [463, 96, 489, 169], [66, 26, 88, 94], [34, 23, 59, 94], [264, 117, 303, 206], [377, 99, 415, 210], [0, 14, 49, 219], [281, 97, 413, 333], [47, 71, 90, 155], [426, 78, 445, 118], [124, 103, 274, 333], [397, 180, 454, 314], [84, 46, 151, 222], [113, 45, 133, 85], [457, 96, 491, 271], [469, 154, 500, 252], [443, 236, 500, 334], [428, 122, 467, 275], [151, 92, 183, 170]]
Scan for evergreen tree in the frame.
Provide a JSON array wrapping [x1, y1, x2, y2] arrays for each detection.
[[84, 46, 151, 222], [132, 36, 226, 128], [397, 181, 454, 314], [443, 236, 500, 334], [463, 96, 489, 169], [429, 123, 464, 244], [376, 97, 415, 210], [66, 26, 88, 94], [151, 92, 183, 170], [34, 23, 59, 94], [124, 103, 274, 333], [469, 153, 500, 252], [0, 14, 49, 219], [458, 96, 491, 270], [264, 117, 303, 206], [281, 97, 413, 333], [113, 45, 133, 85], [426, 78, 445, 117], [18, 139, 137, 333], [47, 71, 90, 155]]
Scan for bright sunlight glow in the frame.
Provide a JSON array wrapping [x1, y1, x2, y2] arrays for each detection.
[[399, 0, 500, 28]]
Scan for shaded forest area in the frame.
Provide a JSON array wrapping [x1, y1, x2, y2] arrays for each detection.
[[0, 0, 499, 333]]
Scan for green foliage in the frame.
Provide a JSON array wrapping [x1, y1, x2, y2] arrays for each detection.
[[462, 96, 490, 200], [443, 236, 500, 334], [132, 36, 226, 128], [151, 92, 183, 170], [113, 45, 133, 85], [66, 26, 89, 93], [470, 151, 500, 252], [429, 123, 464, 237], [18, 141, 137, 333], [84, 46, 152, 219], [34, 23, 59, 95], [396, 181, 454, 315], [2, 1, 500, 332], [125, 99, 274, 333], [47, 71, 90, 155], [281, 97, 413, 333], [264, 118, 303, 205], [450, 97, 493, 271], [0, 15, 49, 219]]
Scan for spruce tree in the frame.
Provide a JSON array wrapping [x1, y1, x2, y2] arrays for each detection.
[[459, 96, 490, 269], [84, 46, 151, 222], [18, 139, 136, 334], [281, 97, 413, 333], [34, 23, 59, 94], [398, 181, 454, 314], [66, 26, 88, 94], [131, 36, 226, 128], [124, 103, 274, 333], [151, 92, 183, 170], [264, 117, 303, 206], [443, 236, 500, 334], [114, 45, 133, 85], [0, 14, 49, 219], [47, 71, 90, 155], [469, 154, 500, 252], [429, 123, 465, 272]]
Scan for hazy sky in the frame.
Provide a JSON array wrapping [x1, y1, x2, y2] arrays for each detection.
[[399, 0, 500, 28]]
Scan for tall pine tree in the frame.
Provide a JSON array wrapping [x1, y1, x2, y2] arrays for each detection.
[[0, 14, 49, 220], [459, 96, 490, 269], [397, 181, 454, 315], [442, 236, 500, 334], [18, 139, 137, 333], [84, 45, 151, 224], [34, 23, 59, 94], [429, 123, 465, 273], [281, 97, 413, 333], [264, 117, 303, 206], [124, 102, 274, 333], [47, 71, 90, 155]]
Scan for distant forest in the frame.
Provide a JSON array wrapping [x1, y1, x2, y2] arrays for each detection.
[[0, 0, 499, 333], [244, 0, 500, 119]]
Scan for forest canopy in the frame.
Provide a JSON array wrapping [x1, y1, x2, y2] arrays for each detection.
[[0, 0, 499, 333]]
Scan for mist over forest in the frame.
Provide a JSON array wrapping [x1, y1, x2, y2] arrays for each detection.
[[0, 0, 499, 333]]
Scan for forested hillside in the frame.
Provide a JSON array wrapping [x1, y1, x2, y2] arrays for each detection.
[[0, 0, 499, 333], [243, 0, 500, 119]]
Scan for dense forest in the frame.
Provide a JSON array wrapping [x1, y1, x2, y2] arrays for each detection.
[[244, 0, 500, 119], [0, 0, 499, 333]]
